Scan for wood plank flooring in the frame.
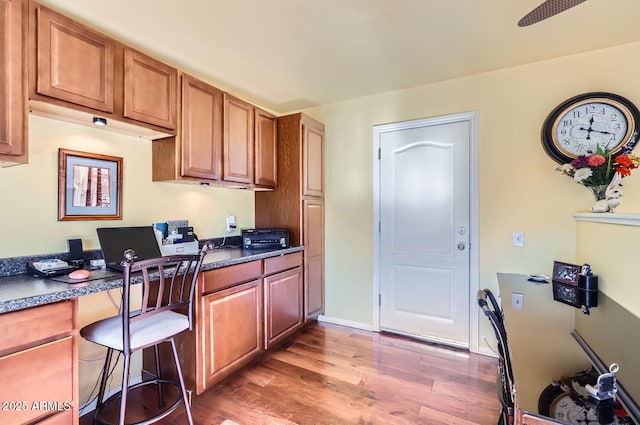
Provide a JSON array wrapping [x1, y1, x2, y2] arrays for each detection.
[[80, 322, 500, 425]]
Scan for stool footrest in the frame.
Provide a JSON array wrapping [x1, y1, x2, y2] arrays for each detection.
[[95, 379, 185, 425]]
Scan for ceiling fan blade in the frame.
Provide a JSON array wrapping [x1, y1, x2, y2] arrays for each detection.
[[518, 0, 588, 27]]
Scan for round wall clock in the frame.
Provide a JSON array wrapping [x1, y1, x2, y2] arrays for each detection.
[[541, 92, 640, 164]]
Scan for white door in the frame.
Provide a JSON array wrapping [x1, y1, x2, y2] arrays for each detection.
[[375, 114, 473, 348]]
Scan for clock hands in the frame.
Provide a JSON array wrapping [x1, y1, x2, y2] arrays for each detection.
[[576, 116, 615, 140]]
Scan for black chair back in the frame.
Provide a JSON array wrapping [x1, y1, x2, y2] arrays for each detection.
[[478, 289, 514, 424]]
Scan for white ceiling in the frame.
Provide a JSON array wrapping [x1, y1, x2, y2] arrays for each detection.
[[39, 0, 640, 114]]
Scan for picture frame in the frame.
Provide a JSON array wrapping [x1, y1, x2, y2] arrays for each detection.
[[552, 261, 581, 286], [58, 149, 122, 221]]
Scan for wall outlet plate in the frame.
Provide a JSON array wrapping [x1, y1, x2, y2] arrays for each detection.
[[226, 215, 236, 233], [512, 292, 524, 310]]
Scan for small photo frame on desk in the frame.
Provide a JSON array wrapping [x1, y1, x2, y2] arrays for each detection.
[[552, 261, 582, 308], [58, 149, 122, 221], [552, 261, 581, 286]]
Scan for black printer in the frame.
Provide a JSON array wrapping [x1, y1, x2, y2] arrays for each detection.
[[242, 228, 289, 250]]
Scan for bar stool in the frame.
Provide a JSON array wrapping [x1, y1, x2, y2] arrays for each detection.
[[81, 243, 212, 425], [478, 288, 514, 425]]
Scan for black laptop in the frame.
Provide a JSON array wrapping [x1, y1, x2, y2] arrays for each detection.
[[96, 226, 162, 271]]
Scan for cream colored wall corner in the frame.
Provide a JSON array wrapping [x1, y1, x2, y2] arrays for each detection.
[[303, 40, 640, 349], [0, 114, 255, 407], [576, 221, 640, 318]]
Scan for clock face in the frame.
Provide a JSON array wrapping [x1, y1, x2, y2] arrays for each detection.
[[542, 92, 640, 164], [550, 393, 599, 425]]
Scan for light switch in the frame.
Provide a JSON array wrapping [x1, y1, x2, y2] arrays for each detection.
[[512, 231, 525, 247]]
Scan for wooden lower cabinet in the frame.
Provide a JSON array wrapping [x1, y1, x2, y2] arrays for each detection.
[[264, 266, 303, 350], [303, 199, 324, 320], [0, 300, 78, 425], [200, 279, 263, 391], [150, 253, 305, 396]]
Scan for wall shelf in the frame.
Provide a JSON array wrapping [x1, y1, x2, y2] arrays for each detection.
[[573, 213, 640, 226]]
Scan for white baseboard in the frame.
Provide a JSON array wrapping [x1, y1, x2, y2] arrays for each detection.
[[476, 342, 499, 358], [317, 314, 375, 332]]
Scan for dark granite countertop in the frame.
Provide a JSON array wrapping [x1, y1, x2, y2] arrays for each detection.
[[0, 246, 303, 314]]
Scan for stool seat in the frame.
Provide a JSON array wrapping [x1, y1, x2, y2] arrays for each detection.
[[81, 310, 189, 352], [81, 243, 211, 425]]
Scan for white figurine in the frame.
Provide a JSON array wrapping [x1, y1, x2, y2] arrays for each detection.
[[592, 172, 623, 213]]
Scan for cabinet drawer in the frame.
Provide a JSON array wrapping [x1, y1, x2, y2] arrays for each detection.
[[201, 260, 262, 294], [0, 301, 73, 353], [0, 336, 73, 425], [264, 252, 303, 276]]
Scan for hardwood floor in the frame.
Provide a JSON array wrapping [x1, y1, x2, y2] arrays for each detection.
[[80, 322, 500, 425]]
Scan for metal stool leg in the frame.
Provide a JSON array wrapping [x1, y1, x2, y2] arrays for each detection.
[[170, 338, 194, 425], [154, 344, 165, 409], [94, 348, 114, 423], [118, 352, 131, 425]]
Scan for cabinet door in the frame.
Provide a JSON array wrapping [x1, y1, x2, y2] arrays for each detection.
[[0, 337, 74, 425], [123, 48, 177, 129], [35, 5, 114, 112], [201, 279, 262, 389], [302, 120, 324, 197], [303, 199, 324, 320], [223, 94, 254, 185], [254, 108, 277, 188], [264, 267, 303, 349], [0, 0, 27, 166], [181, 74, 222, 180]]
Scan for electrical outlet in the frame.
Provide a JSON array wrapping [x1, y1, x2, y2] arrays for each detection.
[[512, 231, 525, 247], [512, 292, 524, 310], [226, 215, 236, 233]]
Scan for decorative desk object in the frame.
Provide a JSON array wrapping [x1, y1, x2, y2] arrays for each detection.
[[551, 261, 598, 315], [542, 92, 640, 212]]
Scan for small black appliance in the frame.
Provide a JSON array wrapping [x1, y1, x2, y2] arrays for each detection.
[[242, 228, 289, 250]]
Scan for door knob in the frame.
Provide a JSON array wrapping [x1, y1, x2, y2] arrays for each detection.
[[457, 242, 466, 250]]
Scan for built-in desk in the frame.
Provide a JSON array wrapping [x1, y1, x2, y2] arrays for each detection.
[[497, 273, 639, 424]]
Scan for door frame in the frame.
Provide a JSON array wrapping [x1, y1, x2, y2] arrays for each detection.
[[372, 111, 480, 353]]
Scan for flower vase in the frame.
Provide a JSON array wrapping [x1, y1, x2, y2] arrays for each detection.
[[588, 185, 608, 202]]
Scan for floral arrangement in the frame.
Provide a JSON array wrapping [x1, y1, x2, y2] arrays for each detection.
[[556, 146, 640, 187]]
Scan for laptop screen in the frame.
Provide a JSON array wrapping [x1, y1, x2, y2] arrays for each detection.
[[96, 226, 162, 270]]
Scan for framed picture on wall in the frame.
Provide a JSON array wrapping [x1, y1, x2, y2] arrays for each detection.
[[58, 149, 122, 221]]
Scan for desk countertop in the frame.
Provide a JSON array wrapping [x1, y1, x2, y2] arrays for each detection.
[[0, 246, 304, 314], [497, 273, 591, 415]]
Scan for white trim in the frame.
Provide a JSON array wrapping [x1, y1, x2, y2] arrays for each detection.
[[371, 111, 480, 353], [573, 212, 640, 226], [317, 314, 375, 331]]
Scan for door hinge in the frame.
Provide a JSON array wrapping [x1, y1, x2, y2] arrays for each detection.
[[378, 148, 381, 160], [378, 293, 381, 306], [378, 221, 381, 233]]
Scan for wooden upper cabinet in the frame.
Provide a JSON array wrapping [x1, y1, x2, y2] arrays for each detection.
[[123, 48, 177, 129], [302, 117, 324, 197], [181, 74, 223, 180], [223, 93, 254, 185], [0, 0, 28, 166], [254, 108, 277, 188], [34, 4, 114, 112]]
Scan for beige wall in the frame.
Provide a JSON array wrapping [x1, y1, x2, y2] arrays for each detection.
[[304, 40, 640, 347], [0, 115, 255, 258], [576, 221, 640, 317], [0, 114, 255, 405]]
